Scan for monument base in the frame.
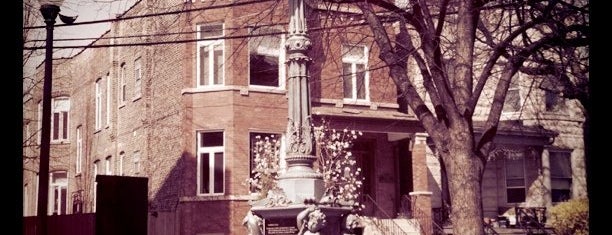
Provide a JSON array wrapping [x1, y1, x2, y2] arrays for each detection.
[[277, 177, 324, 204], [251, 205, 354, 235]]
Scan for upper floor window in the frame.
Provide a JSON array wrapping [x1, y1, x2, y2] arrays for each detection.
[[134, 58, 142, 98], [76, 126, 83, 174], [51, 97, 70, 141], [105, 73, 112, 126], [503, 78, 521, 113], [105, 155, 113, 175], [37, 101, 42, 144], [249, 26, 285, 88], [49, 171, 67, 215], [119, 151, 125, 176], [545, 90, 566, 112], [550, 150, 572, 202], [119, 63, 127, 105], [133, 151, 141, 175], [197, 24, 224, 87], [342, 45, 369, 101], [95, 78, 102, 130], [197, 131, 224, 195], [505, 156, 526, 203]]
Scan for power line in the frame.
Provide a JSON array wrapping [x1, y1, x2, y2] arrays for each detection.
[[23, 0, 276, 30], [24, 20, 375, 50]]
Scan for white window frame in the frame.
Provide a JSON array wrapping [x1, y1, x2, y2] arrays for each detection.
[[24, 184, 28, 216], [105, 156, 113, 175], [196, 24, 225, 87], [119, 63, 127, 106], [37, 101, 42, 144], [49, 171, 68, 215], [106, 73, 111, 127], [76, 126, 82, 174], [505, 156, 526, 203], [248, 26, 286, 89], [95, 78, 102, 130], [51, 97, 70, 142], [134, 57, 142, 99], [196, 131, 225, 196], [119, 151, 125, 176], [133, 151, 141, 175], [502, 74, 522, 114], [93, 160, 100, 212], [549, 150, 573, 202], [342, 44, 370, 102]]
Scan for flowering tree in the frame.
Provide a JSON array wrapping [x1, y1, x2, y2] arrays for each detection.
[[313, 120, 364, 208], [245, 122, 365, 208], [244, 135, 282, 199]]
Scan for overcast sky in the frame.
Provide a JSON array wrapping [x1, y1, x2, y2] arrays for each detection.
[[24, 0, 137, 78]]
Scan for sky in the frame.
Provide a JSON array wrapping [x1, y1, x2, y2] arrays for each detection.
[[23, 0, 137, 79]]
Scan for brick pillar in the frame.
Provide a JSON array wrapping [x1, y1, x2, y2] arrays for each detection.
[[411, 132, 433, 235]]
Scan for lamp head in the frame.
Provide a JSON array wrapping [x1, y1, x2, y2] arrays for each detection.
[[59, 14, 77, 24]]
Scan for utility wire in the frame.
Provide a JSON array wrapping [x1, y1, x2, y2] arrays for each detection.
[[24, 0, 276, 29], [24, 20, 376, 50]]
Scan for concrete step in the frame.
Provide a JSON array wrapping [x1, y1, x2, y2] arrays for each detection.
[[360, 217, 421, 235]]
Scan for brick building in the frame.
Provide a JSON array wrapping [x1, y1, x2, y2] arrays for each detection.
[[23, 0, 587, 234]]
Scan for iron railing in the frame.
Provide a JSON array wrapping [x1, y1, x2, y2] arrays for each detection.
[[363, 194, 411, 235]]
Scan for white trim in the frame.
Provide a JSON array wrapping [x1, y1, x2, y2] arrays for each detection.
[[76, 126, 82, 174], [134, 57, 142, 99], [95, 78, 102, 130], [341, 44, 370, 102], [196, 24, 225, 87], [247, 26, 286, 89], [181, 85, 287, 95], [408, 191, 433, 196], [106, 73, 111, 127], [118, 63, 127, 107], [50, 97, 70, 142], [49, 171, 68, 215], [196, 131, 225, 196]]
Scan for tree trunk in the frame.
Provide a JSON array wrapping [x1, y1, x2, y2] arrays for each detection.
[[443, 135, 485, 235]]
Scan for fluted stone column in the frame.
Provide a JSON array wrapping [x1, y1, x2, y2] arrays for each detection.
[[277, 0, 324, 204]]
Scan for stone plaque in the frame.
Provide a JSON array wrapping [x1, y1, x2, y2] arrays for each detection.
[[264, 217, 299, 235]]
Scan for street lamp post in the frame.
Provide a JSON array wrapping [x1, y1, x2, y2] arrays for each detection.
[[36, 1, 75, 234]]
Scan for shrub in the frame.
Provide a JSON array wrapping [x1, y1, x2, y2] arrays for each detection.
[[548, 198, 589, 235]]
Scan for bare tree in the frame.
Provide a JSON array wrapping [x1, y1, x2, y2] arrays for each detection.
[[311, 0, 589, 234]]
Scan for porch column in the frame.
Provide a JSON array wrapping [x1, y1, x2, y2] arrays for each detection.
[[411, 132, 433, 235], [541, 148, 552, 207]]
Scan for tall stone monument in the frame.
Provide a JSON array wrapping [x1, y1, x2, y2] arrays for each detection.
[[243, 0, 358, 234]]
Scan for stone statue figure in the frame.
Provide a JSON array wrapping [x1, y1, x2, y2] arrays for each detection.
[[297, 206, 327, 235], [242, 210, 263, 235]]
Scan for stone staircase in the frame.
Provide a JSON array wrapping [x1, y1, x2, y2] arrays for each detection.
[[361, 217, 422, 235]]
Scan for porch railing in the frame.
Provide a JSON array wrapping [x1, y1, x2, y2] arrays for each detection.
[[363, 194, 411, 235], [401, 195, 447, 235]]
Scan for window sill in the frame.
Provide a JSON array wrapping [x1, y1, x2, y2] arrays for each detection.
[[94, 129, 102, 134], [50, 140, 70, 145], [118, 103, 126, 109], [180, 194, 255, 202], [181, 85, 287, 95], [343, 98, 371, 106], [132, 96, 142, 102]]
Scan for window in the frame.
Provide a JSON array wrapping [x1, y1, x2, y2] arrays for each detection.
[[76, 126, 83, 174], [248, 132, 284, 192], [49, 171, 67, 215], [505, 157, 526, 203], [133, 151, 141, 175], [24, 184, 28, 216], [119, 151, 125, 176], [197, 131, 224, 195], [134, 58, 142, 98], [51, 97, 70, 141], [106, 73, 111, 126], [95, 78, 102, 130], [503, 78, 521, 113], [197, 24, 224, 86], [342, 45, 369, 101], [105, 156, 113, 175], [93, 160, 100, 212], [545, 90, 566, 112], [37, 101, 42, 144], [249, 26, 285, 87], [550, 151, 572, 202], [119, 63, 127, 105]]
